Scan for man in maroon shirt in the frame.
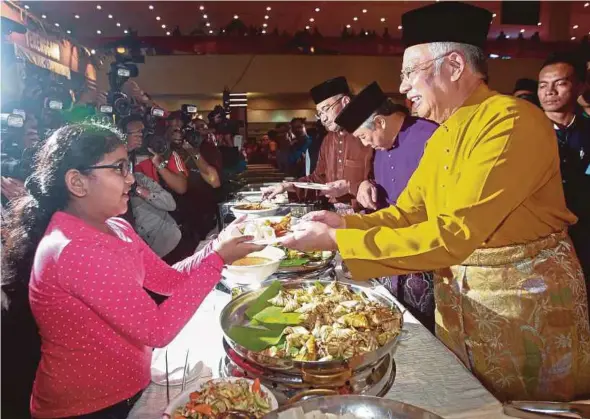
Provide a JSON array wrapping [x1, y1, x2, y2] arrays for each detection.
[[263, 77, 373, 211]]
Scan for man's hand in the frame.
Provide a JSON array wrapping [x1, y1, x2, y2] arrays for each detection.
[[301, 210, 346, 229], [181, 141, 198, 156], [148, 148, 165, 168], [261, 182, 294, 200], [320, 179, 350, 199], [1, 177, 26, 200], [280, 221, 338, 252], [357, 180, 378, 210], [135, 185, 150, 199]]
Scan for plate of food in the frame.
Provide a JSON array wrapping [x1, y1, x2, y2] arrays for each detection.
[[231, 215, 295, 246], [292, 182, 331, 191], [163, 377, 278, 419], [277, 248, 334, 273], [231, 202, 280, 219]]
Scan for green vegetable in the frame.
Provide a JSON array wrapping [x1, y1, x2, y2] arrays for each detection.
[[245, 280, 282, 319], [279, 258, 309, 267], [252, 306, 302, 326], [227, 325, 284, 351]]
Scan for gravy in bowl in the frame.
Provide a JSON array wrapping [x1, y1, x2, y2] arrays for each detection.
[[232, 256, 273, 267]]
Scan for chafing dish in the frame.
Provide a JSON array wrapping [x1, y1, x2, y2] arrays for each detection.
[[263, 395, 443, 419], [219, 278, 404, 377]]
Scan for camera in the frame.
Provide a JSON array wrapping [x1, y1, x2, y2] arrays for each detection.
[[107, 56, 139, 119], [142, 106, 168, 155], [179, 104, 203, 149], [1, 111, 35, 180]]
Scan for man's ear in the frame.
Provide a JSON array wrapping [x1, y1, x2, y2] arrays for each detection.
[[447, 51, 467, 82], [341, 96, 351, 106], [374, 115, 386, 130], [64, 169, 89, 198]]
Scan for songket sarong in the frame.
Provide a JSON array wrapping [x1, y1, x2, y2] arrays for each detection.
[[435, 230, 590, 401]]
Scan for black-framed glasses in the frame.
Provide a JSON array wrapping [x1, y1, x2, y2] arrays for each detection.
[[84, 161, 130, 177], [314, 97, 342, 119]]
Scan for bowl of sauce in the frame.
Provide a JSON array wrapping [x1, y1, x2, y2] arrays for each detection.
[[223, 246, 285, 287]]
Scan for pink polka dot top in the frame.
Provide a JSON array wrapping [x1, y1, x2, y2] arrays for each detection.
[[28, 211, 223, 418]]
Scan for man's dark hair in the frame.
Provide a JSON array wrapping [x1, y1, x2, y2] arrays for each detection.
[[376, 99, 410, 117], [275, 122, 290, 130], [167, 110, 183, 121], [291, 117, 306, 124], [541, 52, 587, 83], [118, 113, 144, 133], [267, 129, 278, 141]]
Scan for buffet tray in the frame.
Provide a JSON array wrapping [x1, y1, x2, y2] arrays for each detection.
[[219, 278, 404, 375]]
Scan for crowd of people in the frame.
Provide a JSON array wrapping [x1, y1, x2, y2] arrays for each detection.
[[1, 1, 590, 418]]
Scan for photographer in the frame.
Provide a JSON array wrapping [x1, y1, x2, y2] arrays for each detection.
[[119, 114, 182, 258], [163, 111, 223, 263], [134, 120, 189, 195]]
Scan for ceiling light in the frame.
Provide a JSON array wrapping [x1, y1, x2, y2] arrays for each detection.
[[200, 5, 205, 11], [222, 29, 226, 33], [489, 53, 499, 59], [573, 25, 579, 29], [492, 13, 497, 18], [124, 29, 129, 34], [54, 22, 59, 27], [24, 4, 29, 9], [91, 49, 96, 54], [520, 29, 525, 33], [75, 14, 80, 19], [41, 14, 47, 18], [263, 23, 268, 28], [397, 25, 402, 30], [537, 22, 542, 26], [209, 30, 213, 34], [309, 18, 314, 22], [380, 17, 386, 22], [166, 31, 171, 35], [264, 15, 269, 19], [262, 30, 267, 34], [156, 16, 161, 20], [315, 8, 320, 12], [149, 4, 154, 10], [234, 15, 239, 19], [585, 2, 589, 7], [108, 14, 113, 19], [365, 31, 369, 35], [571, 36, 576, 40], [305, 25, 310, 30], [266, 6, 271, 11], [346, 24, 351, 29], [203, 14, 208, 19], [362, 9, 368, 13], [96, 29, 102, 34], [506, 35, 510, 38], [96, 5, 101, 10], [66, 29, 71, 34], [161, 24, 166, 28], [116, 22, 121, 27], [116, 46, 126, 54], [206, 22, 211, 27], [353, 16, 358, 21]]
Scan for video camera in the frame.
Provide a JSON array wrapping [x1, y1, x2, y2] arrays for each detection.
[[179, 104, 203, 149], [0, 110, 35, 180], [107, 56, 139, 119], [142, 106, 168, 155]]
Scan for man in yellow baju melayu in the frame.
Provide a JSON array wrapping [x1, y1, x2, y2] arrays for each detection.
[[283, 1, 590, 402]]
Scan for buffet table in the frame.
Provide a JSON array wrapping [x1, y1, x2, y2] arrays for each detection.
[[129, 260, 510, 418]]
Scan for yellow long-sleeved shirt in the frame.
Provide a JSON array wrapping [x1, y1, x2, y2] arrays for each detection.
[[336, 84, 577, 280]]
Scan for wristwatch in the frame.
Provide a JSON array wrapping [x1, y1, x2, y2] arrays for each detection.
[[157, 160, 168, 171], [193, 152, 201, 161]]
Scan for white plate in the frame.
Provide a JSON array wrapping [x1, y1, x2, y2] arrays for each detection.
[[162, 377, 279, 418], [235, 216, 296, 245], [293, 182, 331, 191]]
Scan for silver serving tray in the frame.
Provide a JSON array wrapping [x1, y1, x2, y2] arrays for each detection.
[[219, 278, 404, 375], [276, 251, 336, 275], [263, 395, 443, 419]]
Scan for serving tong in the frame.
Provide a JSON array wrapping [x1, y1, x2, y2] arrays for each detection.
[[503, 401, 590, 418]]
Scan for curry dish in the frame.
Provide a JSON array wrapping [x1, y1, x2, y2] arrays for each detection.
[[234, 203, 271, 211], [261, 282, 402, 361]]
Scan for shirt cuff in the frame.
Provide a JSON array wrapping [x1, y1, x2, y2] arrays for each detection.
[[343, 214, 367, 229]]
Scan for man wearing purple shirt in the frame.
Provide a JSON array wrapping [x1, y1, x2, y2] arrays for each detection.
[[335, 82, 438, 331]]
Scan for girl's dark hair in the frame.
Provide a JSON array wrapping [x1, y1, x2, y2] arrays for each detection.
[[2, 123, 123, 291]]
